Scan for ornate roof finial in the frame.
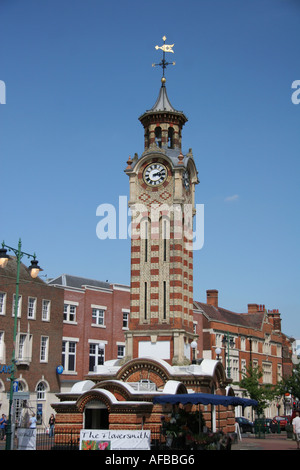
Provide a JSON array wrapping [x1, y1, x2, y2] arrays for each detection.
[[152, 35, 176, 81]]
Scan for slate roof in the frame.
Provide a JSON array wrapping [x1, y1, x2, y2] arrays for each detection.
[[48, 274, 111, 290], [139, 81, 188, 124], [149, 81, 177, 113], [194, 301, 265, 331]]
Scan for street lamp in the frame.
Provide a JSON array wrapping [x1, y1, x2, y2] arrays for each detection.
[[99, 343, 105, 365], [191, 340, 197, 364], [222, 333, 235, 379], [0, 239, 43, 450], [215, 347, 222, 360]]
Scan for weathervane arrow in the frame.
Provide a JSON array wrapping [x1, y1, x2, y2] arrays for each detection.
[[152, 35, 176, 78]]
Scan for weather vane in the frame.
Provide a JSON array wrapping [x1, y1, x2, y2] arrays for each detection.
[[152, 36, 175, 78]]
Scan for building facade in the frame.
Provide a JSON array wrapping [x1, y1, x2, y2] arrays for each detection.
[[0, 258, 64, 426], [194, 289, 287, 418], [47, 274, 130, 392]]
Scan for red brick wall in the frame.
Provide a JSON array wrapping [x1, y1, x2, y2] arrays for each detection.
[[62, 285, 130, 381], [0, 263, 64, 394]]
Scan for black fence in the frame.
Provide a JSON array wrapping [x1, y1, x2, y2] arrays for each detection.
[[37, 428, 79, 450]]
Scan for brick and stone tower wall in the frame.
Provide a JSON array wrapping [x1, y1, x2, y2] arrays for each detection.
[[124, 78, 199, 365]]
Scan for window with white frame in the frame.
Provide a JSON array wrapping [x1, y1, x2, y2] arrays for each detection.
[[0, 293, 6, 315], [36, 381, 47, 400], [40, 336, 49, 362], [252, 339, 258, 353], [241, 359, 247, 377], [63, 302, 77, 323], [42, 300, 50, 321], [117, 344, 125, 358], [0, 331, 5, 363], [215, 333, 223, 348], [89, 342, 105, 371], [277, 363, 282, 382], [263, 334, 271, 355], [91, 306, 106, 326], [62, 340, 77, 372], [240, 337, 246, 351], [28, 297, 37, 319], [263, 362, 272, 384], [277, 344, 282, 357], [12, 294, 22, 317], [122, 309, 129, 329], [231, 358, 239, 382], [16, 333, 32, 364]]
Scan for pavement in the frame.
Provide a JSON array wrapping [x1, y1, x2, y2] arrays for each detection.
[[231, 431, 299, 451]]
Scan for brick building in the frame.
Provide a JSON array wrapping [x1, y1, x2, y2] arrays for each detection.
[[47, 274, 130, 392], [0, 258, 64, 426], [194, 289, 287, 418]]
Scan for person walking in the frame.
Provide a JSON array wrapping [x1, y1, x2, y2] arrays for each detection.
[[292, 411, 300, 449], [0, 414, 7, 440], [29, 412, 37, 429], [48, 413, 55, 438]]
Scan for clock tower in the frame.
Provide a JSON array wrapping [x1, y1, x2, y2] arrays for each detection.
[[124, 38, 199, 365]]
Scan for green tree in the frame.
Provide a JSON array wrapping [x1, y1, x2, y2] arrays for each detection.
[[277, 362, 300, 402], [239, 364, 278, 415]]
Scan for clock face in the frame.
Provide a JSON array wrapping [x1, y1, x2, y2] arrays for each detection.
[[143, 163, 167, 187], [183, 169, 190, 189]]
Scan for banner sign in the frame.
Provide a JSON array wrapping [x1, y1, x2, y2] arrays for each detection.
[[17, 428, 37, 450], [80, 429, 151, 450]]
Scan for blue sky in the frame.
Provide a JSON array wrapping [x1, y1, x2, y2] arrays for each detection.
[[1, 0, 299, 338]]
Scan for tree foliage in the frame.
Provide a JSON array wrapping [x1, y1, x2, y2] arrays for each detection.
[[277, 362, 300, 401], [239, 364, 278, 415]]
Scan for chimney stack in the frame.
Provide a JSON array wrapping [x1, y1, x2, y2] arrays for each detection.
[[248, 304, 265, 313], [206, 289, 218, 308], [267, 309, 282, 332]]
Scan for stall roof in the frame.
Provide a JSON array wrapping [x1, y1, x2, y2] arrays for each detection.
[[153, 393, 257, 407]]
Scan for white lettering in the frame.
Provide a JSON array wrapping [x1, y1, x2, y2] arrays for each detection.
[[291, 80, 300, 104]]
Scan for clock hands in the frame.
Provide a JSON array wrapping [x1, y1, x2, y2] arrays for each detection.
[[143, 163, 167, 186], [152, 171, 165, 178]]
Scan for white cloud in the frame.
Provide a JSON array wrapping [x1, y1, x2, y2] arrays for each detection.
[[225, 194, 239, 202]]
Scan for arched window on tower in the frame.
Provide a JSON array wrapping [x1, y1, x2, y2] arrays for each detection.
[[168, 127, 174, 149], [145, 129, 150, 148], [155, 127, 162, 148]]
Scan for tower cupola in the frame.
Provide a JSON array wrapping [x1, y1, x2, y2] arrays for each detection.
[[139, 77, 188, 151]]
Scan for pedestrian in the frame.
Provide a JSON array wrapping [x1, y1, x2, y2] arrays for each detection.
[[292, 410, 300, 449], [19, 401, 30, 428], [48, 413, 55, 438], [29, 412, 37, 429], [0, 414, 7, 440]]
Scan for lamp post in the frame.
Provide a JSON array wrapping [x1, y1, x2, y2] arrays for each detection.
[[191, 340, 197, 364], [0, 239, 42, 450], [222, 333, 235, 378]]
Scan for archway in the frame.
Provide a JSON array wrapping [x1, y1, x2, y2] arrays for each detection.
[[84, 401, 109, 430], [77, 389, 114, 430]]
